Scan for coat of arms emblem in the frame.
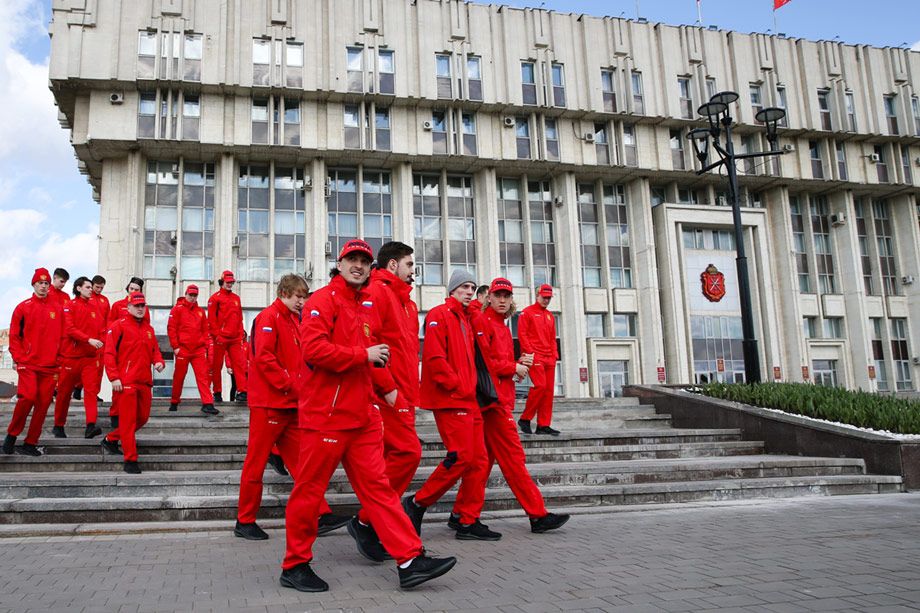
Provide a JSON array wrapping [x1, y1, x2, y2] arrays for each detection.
[[701, 264, 726, 302]]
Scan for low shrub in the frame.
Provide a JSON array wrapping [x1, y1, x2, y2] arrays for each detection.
[[699, 382, 920, 435]]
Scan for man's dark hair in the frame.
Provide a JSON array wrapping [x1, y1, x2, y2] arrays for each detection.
[[126, 276, 145, 291], [53, 268, 69, 281], [71, 276, 91, 296], [476, 285, 489, 299], [376, 241, 414, 271], [91, 275, 106, 285]]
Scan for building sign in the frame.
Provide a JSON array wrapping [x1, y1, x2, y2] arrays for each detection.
[[579, 367, 588, 383], [657, 366, 666, 382], [700, 264, 726, 302], [868, 365, 876, 380], [773, 366, 782, 380], [716, 358, 725, 372], [801, 365, 810, 380]]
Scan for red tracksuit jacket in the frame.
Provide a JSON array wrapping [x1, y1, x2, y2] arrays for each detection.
[[365, 269, 419, 409], [473, 307, 519, 411], [298, 274, 380, 431], [419, 297, 477, 410], [518, 303, 558, 363], [167, 298, 210, 357], [109, 297, 151, 326], [104, 317, 163, 386], [248, 299, 304, 409], [207, 288, 244, 342], [9, 294, 64, 373], [61, 296, 106, 359], [91, 293, 110, 321], [49, 286, 69, 307]]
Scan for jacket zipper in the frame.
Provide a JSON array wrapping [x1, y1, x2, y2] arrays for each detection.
[[331, 384, 341, 408]]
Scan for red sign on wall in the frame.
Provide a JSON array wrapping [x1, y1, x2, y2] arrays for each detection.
[[579, 367, 588, 383], [716, 358, 725, 373], [773, 366, 782, 380], [801, 366, 810, 380], [868, 365, 876, 380], [657, 367, 666, 382]]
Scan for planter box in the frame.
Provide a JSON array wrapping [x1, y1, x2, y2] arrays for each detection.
[[625, 384, 920, 490]]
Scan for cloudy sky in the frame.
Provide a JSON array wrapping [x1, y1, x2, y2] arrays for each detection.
[[0, 0, 918, 325]]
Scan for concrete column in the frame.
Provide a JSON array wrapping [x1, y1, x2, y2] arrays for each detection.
[[475, 167, 500, 283], [307, 157, 328, 289], [890, 194, 920, 389]]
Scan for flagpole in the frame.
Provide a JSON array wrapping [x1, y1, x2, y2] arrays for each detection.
[[636, 0, 641, 19], [697, 0, 703, 26], [772, 1, 778, 34]]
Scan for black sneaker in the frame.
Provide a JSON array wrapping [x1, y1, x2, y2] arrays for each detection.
[[97, 396, 104, 403], [101, 437, 121, 455], [73, 388, 82, 400], [52, 426, 67, 438], [17, 444, 43, 457], [168, 403, 179, 412], [235, 392, 248, 403], [346, 516, 389, 563], [317, 513, 351, 536], [234, 520, 269, 540], [398, 554, 457, 589], [213, 392, 224, 404], [402, 495, 426, 535], [456, 520, 502, 541], [123, 461, 142, 474], [530, 512, 571, 533], [109, 416, 119, 429], [534, 426, 560, 436], [2, 435, 15, 455], [84, 423, 102, 439], [518, 419, 533, 435], [267, 453, 289, 476], [201, 403, 220, 416], [446, 512, 461, 531], [280, 562, 328, 593]]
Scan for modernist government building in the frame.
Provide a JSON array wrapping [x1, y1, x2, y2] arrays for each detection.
[[49, 0, 920, 398]]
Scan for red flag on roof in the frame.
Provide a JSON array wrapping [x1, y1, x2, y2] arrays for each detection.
[[774, 0, 792, 9]]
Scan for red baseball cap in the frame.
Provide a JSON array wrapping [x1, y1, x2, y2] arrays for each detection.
[[221, 270, 235, 282], [31, 268, 51, 285], [185, 284, 199, 295], [128, 291, 146, 306], [489, 277, 514, 294], [538, 283, 554, 297], [338, 238, 373, 261]]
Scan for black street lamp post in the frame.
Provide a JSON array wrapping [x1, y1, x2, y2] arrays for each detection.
[[687, 92, 786, 384]]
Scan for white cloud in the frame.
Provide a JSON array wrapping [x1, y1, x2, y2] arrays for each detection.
[[0, 208, 48, 280], [34, 225, 99, 276], [913, 40, 920, 52]]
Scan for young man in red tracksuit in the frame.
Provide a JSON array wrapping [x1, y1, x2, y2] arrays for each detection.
[[109, 277, 150, 326], [52, 277, 105, 439], [167, 285, 216, 416], [88, 275, 110, 404], [465, 278, 570, 534], [100, 292, 165, 474], [3, 268, 65, 456], [402, 269, 499, 541], [235, 274, 309, 540], [49, 268, 70, 306], [518, 283, 560, 435], [281, 239, 456, 592], [347, 241, 423, 562], [208, 270, 247, 403]]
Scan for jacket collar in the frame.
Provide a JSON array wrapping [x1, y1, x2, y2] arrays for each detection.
[[329, 273, 368, 301], [371, 268, 412, 303], [484, 306, 508, 323], [220, 287, 234, 296], [445, 296, 467, 317]]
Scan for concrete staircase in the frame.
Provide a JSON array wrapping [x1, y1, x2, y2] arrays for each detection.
[[0, 397, 903, 527]]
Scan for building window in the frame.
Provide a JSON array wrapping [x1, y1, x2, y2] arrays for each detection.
[[884, 95, 899, 135], [601, 69, 617, 112], [460, 112, 477, 155], [891, 319, 913, 391], [670, 129, 685, 170], [521, 62, 537, 105], [776, 85, 788, 127], [595, 122, 610, 165], [285, 42, 303, 87], [413, 174, 443, 285], [623, 124, 637, 166], [435, 54, 452, 99], [835, 141, 847, 180], [432, 110, 448, 154], [631, 71, 644, 114], [586, 314, 606, 338], [578, 184, 601, 288], [598, 360, 629, 398], [374, 107, 391, 151], [446, 176, 477, 280], [901, 145, 913, 185], [144, 161, 179, 279], [809, 140, 824, 179], [872, 200, 898, 296], [845, 91, 857, 132], [346, 46, 365, 92], [803, 316, 817, 339], [817, 89, 832, 131], [528, 181, 556, 287], [272, 167, 306, 280], [871, 318, 889, 391], [344, 104, 360, 149], [612, 314, 637, 337], [138, 31, 157, 78], [810, 195, 836, 294], [252, 97, 300, 146], [854, 199, 875, 295], [344, 103, 388, 151], [551, 63, 566, 107], [178, 162, 215, 281], [139, 90, 198, 141], [181, 94, 200, 141], [822, 317, 843, 339], [413, 173, 476, 285], [467, 56, 482, 101], [139, 31, 198, 81], [237, 165, 270, 281], [740, 135, 758, 175], [497, 178, 525, 286], [183, 34, 202, 81], [604, 184, 631, 289], [377, 49, 395, 95], [138, 91, 157, 138], [706, 77, 718, 99], [253, 39, 271, 86], [544, 118, 559, 161], [692, 315, 745, 383], [912, 96, 920, 136], [515, 117, 531, 159], [327, 168, 393, 269], [812, 359, 839, 387], [750, 83, 763, 122], [875, 145, 889, 183], [678, 77, 693, 119]]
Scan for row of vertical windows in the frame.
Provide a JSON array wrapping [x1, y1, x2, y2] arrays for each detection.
[[413, 174, 476, 285], [577, 183, 631, 289], [137, 32, 201, 81]]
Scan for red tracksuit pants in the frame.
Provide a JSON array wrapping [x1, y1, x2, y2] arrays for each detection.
[[171, 352, 214, 404], [414, 408, 489, 525], [7, 367, 56, 445], [54, 357, 101, 427], [283, 413, 423, 568], [211, 340, 247, 394], [521, 361, 556, 427], [357, 405, 422, 525], [480, 406, 547, 518], [104, 385, 152, 462]]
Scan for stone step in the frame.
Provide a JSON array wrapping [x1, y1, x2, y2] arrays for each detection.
[[0, 474, 902, 525]]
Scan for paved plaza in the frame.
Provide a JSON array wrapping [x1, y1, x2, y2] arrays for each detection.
[[1, 494, 920, 612]]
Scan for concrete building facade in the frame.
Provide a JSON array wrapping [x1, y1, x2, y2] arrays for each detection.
[[49, 0, 920, 397]]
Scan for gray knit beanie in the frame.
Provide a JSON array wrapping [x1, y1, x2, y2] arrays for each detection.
[[447, 268, 476, 294]]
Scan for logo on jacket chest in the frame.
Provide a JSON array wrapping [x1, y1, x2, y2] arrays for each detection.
[[147, 331, 153, 339], [363, 323, 370, 337], [49, 311, 56, 319]]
